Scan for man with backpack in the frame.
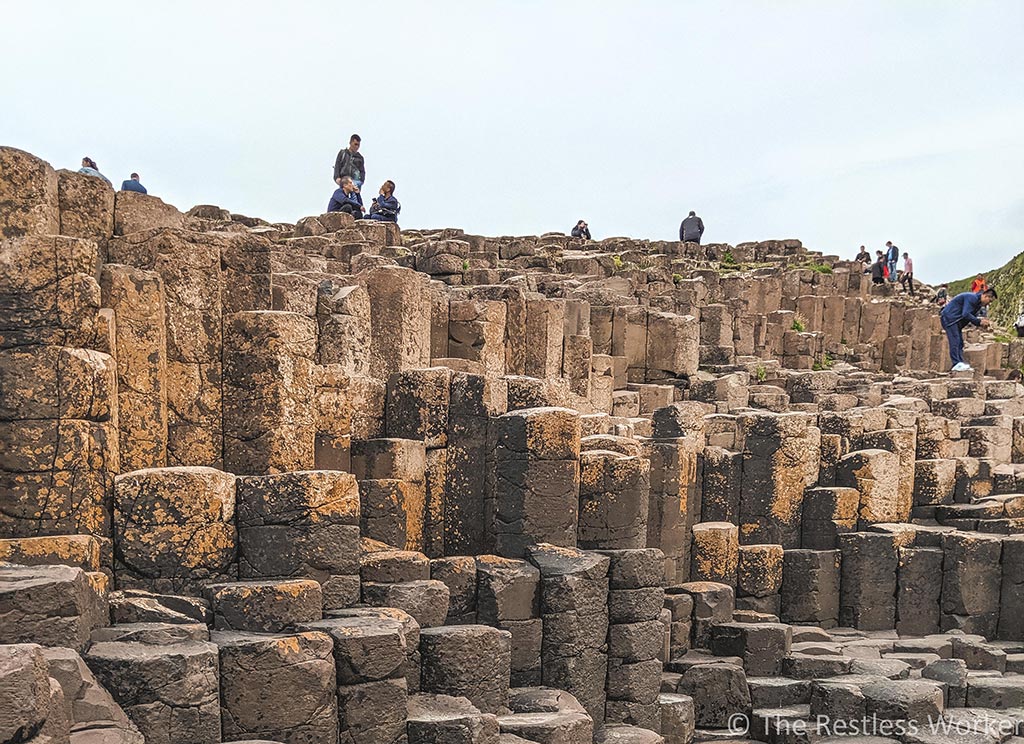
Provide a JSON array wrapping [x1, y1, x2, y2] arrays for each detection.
[[333, 134, 365, 188]]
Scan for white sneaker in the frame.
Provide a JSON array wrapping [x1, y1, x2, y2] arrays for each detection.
[[951, 362, 973, 372]]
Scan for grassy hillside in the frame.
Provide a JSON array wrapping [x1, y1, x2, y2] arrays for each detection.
[[950, 251, 1024, 328]]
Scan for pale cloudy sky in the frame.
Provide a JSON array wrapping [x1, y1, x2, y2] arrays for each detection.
[[4, 1, 1023, 283]]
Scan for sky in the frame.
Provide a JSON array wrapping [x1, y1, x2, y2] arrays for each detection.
[[3, 1, 1023, 284]]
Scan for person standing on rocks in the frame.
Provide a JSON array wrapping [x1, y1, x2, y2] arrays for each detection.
[[885, 241, 899, 283], [120, 173, 147, 194], [571, 220, 591, 240], [940, 286, 996, 372], [971, 274, 988, 293], [855, 245, 871, 272], [333, 134, 365, 189], [900, 252, 915, 296], [327, 176, 365, 217], [679, 211, 704, 244], [78, 157, 111, 185]]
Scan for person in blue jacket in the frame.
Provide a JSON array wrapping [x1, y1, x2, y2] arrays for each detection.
[[885, 241, 900, 283], [327, 176, 364, 217], [940, 287, 996, 372], [363, 180, 401, 222], [120, 173, 147, 194]]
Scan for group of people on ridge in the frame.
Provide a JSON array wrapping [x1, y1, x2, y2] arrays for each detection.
[[856, 242, 915, 294], [326, 134, 401, 223], [78, 157, 148, 194]]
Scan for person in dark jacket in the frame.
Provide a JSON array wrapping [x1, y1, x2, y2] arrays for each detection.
[[333, 134, 365, 188], [571, 220, 591, 240], [940, 287, 996, 371], [679, 211, 704, 243], [120, 173, 147, 194], [855, 245, 871, 272], [870, 252, 886, 284], [363, 180, 401, 222], [327, 176, 364, 216], [885, 241, 899, 282]]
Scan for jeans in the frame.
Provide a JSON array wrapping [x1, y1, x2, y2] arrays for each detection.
[[888, 259, 898, 281], [945, 323, 965, 366]]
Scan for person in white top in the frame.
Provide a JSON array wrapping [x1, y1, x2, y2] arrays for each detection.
[[900, 252, 915, 296]]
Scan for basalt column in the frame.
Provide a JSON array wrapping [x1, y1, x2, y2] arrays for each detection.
[[493, 407, 581, 558]]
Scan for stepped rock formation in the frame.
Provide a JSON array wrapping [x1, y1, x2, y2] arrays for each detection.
[[4, 144, 1024, 743]]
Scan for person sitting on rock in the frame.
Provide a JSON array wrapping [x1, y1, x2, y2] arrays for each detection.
[[870, 252, 886, 285], [120, 172, 147, 194], [78, 157, 111, 185], [935, 284, 948, 307], [940, 286, 996, 372], [363, 180, 401, 222], [327, 176, 364, 217], [971, 274, 988, 293], [571, 220, 591, 240]]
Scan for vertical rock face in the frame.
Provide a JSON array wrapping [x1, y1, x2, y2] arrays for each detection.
[[359, 265, 431, 380], [7, 147, 1024, 744], [214, 630, 338, 744], [85, 640, 221, 744], [578, 450, 651, 550], [223, 311, 318, 475], [236, 470, 360, 608], [100, 263, 167, 471], [527, 543, 610, 723], [108, 229, 224, 467], [0, 147, 59, 238], [494, 407, 582, 558]]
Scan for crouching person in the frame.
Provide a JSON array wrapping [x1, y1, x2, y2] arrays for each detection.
[[328, 176, 364, 217], [364, 180, 401, 222]]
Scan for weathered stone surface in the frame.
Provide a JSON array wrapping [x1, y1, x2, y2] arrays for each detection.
[[205, 579, 322, 632], [579, 450, 651, 550], [1, 146, 59, 237], [113, 191, 184, 236], [420, 625, 512, 714], [0, 642, 51, 744], [494, 408, 581, 557], [113, 466, 237, 593], [223, 311, 318, 475], [85, 640, 221, 744], [214, 630, 338, 744], [0, 563, 106, 651], [837, 449, 906, 526], [407, 692, 500, 744]]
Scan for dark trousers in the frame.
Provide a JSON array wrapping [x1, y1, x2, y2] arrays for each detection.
[[900, 272, 915, 295], [682, 236, 701, 245], [944, 323, 965, 366]]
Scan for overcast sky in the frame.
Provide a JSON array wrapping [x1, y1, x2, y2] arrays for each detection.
[[4, 1, 1022, 283]]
